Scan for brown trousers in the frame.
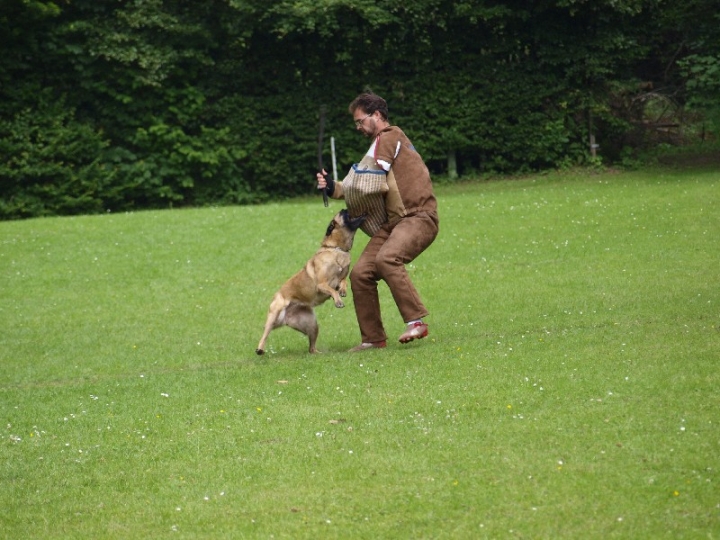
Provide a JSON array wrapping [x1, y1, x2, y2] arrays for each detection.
[[350, 211, 439, 343]]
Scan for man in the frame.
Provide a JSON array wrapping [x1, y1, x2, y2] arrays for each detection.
[[316, 92, 439, 351]]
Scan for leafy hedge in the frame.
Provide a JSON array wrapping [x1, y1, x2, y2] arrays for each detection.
[[1, 0, 718, 219]]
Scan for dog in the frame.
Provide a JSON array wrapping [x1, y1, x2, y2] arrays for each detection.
[[255, 209, 367, 355]]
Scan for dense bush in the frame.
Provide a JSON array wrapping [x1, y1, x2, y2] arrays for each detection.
[[0, 96, 112, 218], [1, 0, 718, 219]]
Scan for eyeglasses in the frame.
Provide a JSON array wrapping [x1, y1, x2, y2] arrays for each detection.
[[354, 113, 372, 127]]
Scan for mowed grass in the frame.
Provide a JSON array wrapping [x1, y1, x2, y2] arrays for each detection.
[[1, 167, 718, 539]]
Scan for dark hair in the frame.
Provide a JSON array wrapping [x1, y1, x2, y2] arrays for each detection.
[[349, 93, 388, 121]]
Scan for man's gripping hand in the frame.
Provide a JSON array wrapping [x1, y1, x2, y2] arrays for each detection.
[[316, 169, 335, 196]]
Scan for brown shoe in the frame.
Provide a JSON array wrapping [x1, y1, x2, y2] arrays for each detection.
[[399, 322, 429, 344], [348, 341, 387, 352]]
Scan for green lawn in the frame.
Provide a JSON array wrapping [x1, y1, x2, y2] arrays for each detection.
[[1, 167, 719, 539]]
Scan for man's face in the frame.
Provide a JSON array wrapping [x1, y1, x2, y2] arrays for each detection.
[[353, 109, 378, 138]]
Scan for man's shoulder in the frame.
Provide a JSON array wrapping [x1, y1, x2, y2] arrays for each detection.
[[378, 126, 412, 149], [381, 125, 406, 138]]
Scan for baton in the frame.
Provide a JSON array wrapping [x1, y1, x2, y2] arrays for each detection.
[[317, 105, 328, 207]]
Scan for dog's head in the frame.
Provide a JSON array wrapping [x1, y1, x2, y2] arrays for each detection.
[[323, 209, 367, 250]]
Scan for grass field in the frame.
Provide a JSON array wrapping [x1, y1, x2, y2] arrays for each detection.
[[1, 166, 719, 539]]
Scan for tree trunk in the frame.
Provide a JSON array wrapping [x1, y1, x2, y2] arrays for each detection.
[[447, 149, 458, 179]]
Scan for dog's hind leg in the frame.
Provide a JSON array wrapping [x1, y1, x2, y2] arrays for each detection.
[[284, 304, 320, 353], [256, 294, 288, 355]]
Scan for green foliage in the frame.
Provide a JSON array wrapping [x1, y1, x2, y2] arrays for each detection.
[[1, 0, 719, 218], [104, 123, 248, 209], [0, 95, 113, 219], [681, 55, 720, 105], [108, 86, 252, 209], [679, 54, 720, 135]]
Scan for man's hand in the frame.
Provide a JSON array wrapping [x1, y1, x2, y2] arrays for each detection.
[[316, 169, 334, 196]]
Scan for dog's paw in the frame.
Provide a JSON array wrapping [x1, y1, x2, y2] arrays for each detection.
[[255, 348, 265, 355], [339, 289, 347, 297], [335, 300, 345, 308]]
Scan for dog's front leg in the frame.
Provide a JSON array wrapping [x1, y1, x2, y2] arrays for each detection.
[[317, 282, 345, 308], [338, 277, 347, 298]]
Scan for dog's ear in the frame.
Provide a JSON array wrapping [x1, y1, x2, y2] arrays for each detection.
[[340, 208, 363, 228], [325, 219, 336, 237], [347, 212, 368, 231]]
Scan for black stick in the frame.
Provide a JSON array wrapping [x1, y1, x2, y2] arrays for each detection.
[[317, 105, 328, 207]]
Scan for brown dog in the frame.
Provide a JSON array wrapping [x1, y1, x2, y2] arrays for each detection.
[[255, 209, 367, 355]]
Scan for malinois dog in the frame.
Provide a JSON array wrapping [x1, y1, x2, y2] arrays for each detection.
[[255, 209, 367, 355]]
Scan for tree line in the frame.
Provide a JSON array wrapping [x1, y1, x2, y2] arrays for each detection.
[[1, 0, 718, 219]]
